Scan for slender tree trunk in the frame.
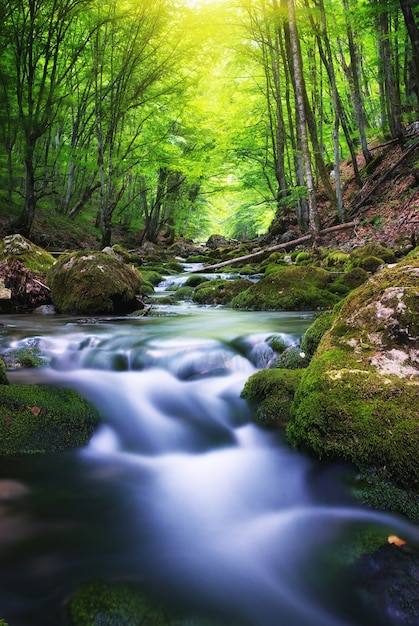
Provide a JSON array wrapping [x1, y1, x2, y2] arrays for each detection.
[[343, 0, 372, 164], [287, 0, 320, 238], [17, 141, 37, 236], [399, 0, 419, 104]]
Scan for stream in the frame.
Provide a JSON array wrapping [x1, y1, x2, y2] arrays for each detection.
[[0, 269, 418, 626]]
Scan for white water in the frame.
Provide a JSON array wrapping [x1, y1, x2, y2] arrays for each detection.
[[0, 306, 418, 625]]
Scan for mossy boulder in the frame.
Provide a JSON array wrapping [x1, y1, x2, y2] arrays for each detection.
[[287, 259, 419, 490], [65, 581, 173, 626], [0, 385, 99, 455], [241, 368, 303, 426], [192, 278, 253, 306], [0, 234, 55, 274], [350, 242, 397, 268], [65, 580, 221, 626], [0, 358, 8, 385], [46, 251, 145, 315], [231, 266, 340, 311], [300, 309, 338, 359]]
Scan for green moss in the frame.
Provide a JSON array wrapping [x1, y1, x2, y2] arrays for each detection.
[[351, 470, 419, 523], [2, 346, 45, 369], [263, 263, 287, 276], [111, 244, 143, 266], [266, 335, 289, 354], [173, 286, 193, 299], [287, 351, 419, 490], [64, 580, 174, 626], [0, 358, 8, 385], [0, 234, 55, 274], [185, 275, 209, 288], [276, 347, 311, 369], [337, 267, 369, 290], [358, 255, 384, 273], [350, 242, 396, 265], [324, 250, 351, 270], [46, 251, 144, 315], [192, 279, 253, 306], [295, 251, 311, 264], [231, 266, 340, 311], [241, 368, 303, 425], [0, 385, 99, 455], [141, 270, 163, 286], [300, 309, 337, 359]]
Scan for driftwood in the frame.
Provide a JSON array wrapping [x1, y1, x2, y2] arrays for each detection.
[[190, 222, 356, 273], [350, 142, 418, 216]]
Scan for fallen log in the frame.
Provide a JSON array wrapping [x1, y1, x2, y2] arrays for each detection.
[[190, 222, 356, 273]]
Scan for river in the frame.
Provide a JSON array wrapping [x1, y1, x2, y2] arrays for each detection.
[[0, 272, 418, 626]]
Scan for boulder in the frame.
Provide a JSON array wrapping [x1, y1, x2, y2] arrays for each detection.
[[0, 234, 55, 274], [287, 256, 419, 490], [46, 251, 145, 315], [0, 385, 98, 455], [231, 266, 341, 311]]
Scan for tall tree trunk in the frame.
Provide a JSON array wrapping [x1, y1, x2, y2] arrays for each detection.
[[399, 0, 419, 104], [287, 0, 320, 238], [17, 141, 37, 236], [379, 5, 403, 138], [343, 0, 372, 164]]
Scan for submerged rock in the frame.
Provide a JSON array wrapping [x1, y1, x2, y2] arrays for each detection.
[[287, 255, 419, 490], [46, 250, 145, 315]]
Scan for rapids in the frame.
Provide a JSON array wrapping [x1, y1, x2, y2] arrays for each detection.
[[0, 292, 418, 625]]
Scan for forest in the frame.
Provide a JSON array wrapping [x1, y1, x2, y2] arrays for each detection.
[[0, 0, 418, 249]]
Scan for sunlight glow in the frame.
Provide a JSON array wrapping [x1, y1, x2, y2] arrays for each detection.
[[181, 0, 228, 7]]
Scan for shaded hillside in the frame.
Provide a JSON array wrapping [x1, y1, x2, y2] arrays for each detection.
[[318, 137, 419, 251]]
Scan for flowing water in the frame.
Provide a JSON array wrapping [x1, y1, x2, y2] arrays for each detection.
[[0, 277, 418, 626]]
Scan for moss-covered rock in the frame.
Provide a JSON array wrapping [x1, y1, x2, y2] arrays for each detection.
[[65, 581, 173, 626], [287, 259, 419, 491], [231, 266, 340, 311], [46, 251, 145, 315], [192, 278, 253, 306], [64, 580, 221, 626], [300, 309, 338, 359], [276, 347, 311, 369], [0, 234, 55, 274], [350, 242, 397, 266], [241, 368, 303, 426], [0, 358, 8, 385], [0, 385, 98, 455]]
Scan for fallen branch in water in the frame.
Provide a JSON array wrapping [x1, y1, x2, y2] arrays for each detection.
[[190, 222, 356, 273]]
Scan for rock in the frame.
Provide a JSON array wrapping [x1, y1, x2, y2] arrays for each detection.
[[46, 250, 145, 315], [231, 266, 341, 311], [206, 234, 228, 249], [0, 259, 52, 312], [192, 278, 253, 306], [0, 385, 99, 455], [0, 234, 55, 274], [286, 256, 419, 490], [0, 278, 12, 314]]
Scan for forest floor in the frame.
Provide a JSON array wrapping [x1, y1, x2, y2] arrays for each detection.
[[316, 137, 419, 251]]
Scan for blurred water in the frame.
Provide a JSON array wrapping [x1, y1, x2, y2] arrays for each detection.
[[0, 305, 417, 625]]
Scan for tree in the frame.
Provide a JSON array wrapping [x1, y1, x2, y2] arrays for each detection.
[[286, 0, 320, 237], [399, 0, 419, 104], [1, 0, 97, 236]]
